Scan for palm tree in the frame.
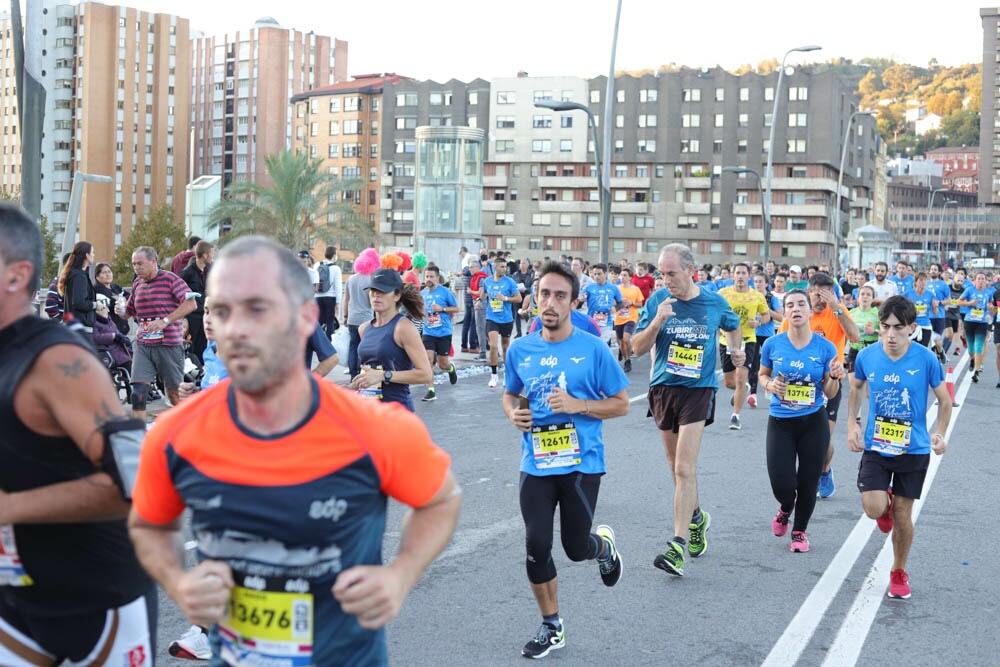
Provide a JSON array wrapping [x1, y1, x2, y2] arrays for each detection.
[[207, 149, 376, 251]]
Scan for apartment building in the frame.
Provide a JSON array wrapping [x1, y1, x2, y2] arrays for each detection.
[[980, 7, 1000, 205], [289, 73, 405, 244], [191, 18, 347, 188], [473, 68, 878, 265], [0, 0, 190, 262], [379, 78, 492, 248], [926, 146, 979, 193]]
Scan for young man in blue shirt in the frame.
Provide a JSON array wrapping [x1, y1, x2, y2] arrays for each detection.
[[503, 261, 629, 659], [847, 295, 950, 600], [420, 265, 459, 401]]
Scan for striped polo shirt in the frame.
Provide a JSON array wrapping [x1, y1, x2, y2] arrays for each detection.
[[126, 269, 190, 347]]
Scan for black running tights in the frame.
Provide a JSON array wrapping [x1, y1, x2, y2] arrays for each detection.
[[766, 409, 829, 532]]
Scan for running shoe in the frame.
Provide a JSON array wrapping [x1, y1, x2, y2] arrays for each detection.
[[972, 370, 980, 383], [888, 569, 911, 599], [817, 470, 835, 498], [488, 374, 498, 388], [688, 510, 711, 558], [653, 541, 685, 577], [168, 625, 210, 660], [772, 508, 791, 537], [790, 531, 810, 553], [953, 347, 960, 356], [448, 364, 458, 385], [729, 413, 741, 430], [595, 524, 623, 587], [521, 620, 565, 659], [623, 359, 632, 373], [995, 380, 1000, 389], [421, 388, 437, 402], [876, 488, 894, 533], [747, 394, 758, 409]]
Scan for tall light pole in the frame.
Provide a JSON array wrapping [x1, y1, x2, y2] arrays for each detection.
[[857, 233, 865, 273], [62, 173, 114, 254], [834, 110, 874, 277], [535, 99, 606, 262], [598, 0, 623, 264], [938, 199, 957, 266], [923, 187, 948, 260], [764, 45, 821, 269], [723, 166, 768, 265]]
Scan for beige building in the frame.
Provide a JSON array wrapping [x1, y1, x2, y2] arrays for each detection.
[[291, 74, 406, 240], [1, 0, 191, 262], [191, 18, 348, 189]]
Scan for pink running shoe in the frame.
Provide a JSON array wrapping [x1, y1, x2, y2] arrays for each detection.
[[888, 569, 911, 599], [772, 508, 791, 537], [790, 531, 810, 553]]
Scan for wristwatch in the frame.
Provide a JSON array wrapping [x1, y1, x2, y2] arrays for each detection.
[[383, 370, 394, 383], [162, 316, 171, 325], [833, 308, 844, 316]]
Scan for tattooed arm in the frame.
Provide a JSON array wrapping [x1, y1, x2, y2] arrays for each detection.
[[1, 344, 133, 524]]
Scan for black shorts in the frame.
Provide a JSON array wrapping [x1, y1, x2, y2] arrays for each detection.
[[994, 324, 1000, 345], [486, 320, 514, 338], [825, 378, 842, 422], [931, 318, 946, 335], [422, 334, 451, 355], [647, 385, 716, 433], [720, 341, 757, 372], [857, 450, 930, 499], [614, 322, 636, 337]]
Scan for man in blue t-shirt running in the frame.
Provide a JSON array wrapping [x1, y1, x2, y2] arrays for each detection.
[[632, 243, 744, 578], [503, 260, 629, 659], [847, 295, 950, 600], [420, 265, 459, 401]]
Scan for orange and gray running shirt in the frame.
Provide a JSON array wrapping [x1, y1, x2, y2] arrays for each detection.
[[132, 375, 451, 666]]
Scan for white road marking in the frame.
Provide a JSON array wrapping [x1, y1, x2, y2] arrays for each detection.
[[821, 364, 972, 666], [762, 353, 969, 667]]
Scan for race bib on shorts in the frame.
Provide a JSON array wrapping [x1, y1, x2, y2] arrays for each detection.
[[531, 422, 581, 469], [665, 341, 704, 378], [0, 525, 33, 586], [219, 575, 314, 667], [872, 415, 911, 456]]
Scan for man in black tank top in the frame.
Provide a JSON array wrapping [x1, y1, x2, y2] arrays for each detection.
[[0, 205, 155, 665]]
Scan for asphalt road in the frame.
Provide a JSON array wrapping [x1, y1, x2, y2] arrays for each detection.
[[156, 340, 997, 666]]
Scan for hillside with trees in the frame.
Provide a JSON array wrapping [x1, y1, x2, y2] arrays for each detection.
[[622, 58, 981, 158]]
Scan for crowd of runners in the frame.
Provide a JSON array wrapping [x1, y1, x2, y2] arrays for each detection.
[[1, 199, 986, 663]]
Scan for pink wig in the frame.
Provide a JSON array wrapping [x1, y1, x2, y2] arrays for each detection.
[[353, 248, 381, 275]]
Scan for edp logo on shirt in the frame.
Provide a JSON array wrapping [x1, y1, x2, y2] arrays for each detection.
[[883, 373, 900, 384]]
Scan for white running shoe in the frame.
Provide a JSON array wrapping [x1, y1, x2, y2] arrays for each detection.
[[488, 374, 498, 388], [168, 625, 210, 661]]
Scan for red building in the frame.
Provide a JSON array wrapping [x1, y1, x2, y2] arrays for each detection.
[[927, 146, 979, 193]]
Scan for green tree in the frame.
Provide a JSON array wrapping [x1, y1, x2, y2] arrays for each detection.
[[207, 149, 373, 252], [39, 216, 59, 281], [938, 110, 980, 147], [111, 203, 186, 280], [926, 92, 949, 116], [858, 70, 882, 97]]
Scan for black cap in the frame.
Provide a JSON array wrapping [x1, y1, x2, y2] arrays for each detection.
[[368, 268, 403, 293]]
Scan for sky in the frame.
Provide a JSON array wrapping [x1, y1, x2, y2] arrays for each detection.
[[123, 0, 990, 81]]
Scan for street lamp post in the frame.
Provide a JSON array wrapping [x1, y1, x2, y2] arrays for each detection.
[[834, 110, 874, 277], [857, 234, 865, 273], [722, 166, 768, 265], [923, 187, 949, 261], [535, 99, 609, 263], [938, 199, 957, 266], [62, 172, 114, 255], [764, 44, 821, 270]]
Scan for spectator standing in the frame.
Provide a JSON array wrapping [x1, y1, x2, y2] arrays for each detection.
[[179, 240, 214, 361], [316, 245, 343, 338]]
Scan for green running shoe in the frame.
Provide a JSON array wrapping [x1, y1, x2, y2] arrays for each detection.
[[521, 620, 565, 659], [653, 541, 686, 577], [688, 510, 711, 558]]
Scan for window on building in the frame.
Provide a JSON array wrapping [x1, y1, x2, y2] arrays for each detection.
[[637, 139, 656, 153], [683, 88, 701, 101], [495, 140, 514, 152], [560, 139, 572, 152], [786, 139, 807, 153], [681, 139, 699, 153], [497, 91, 515, 104], [640, 89, 658, 102], [715, 88, 724, 101], [496, 116, 515, 129], [788, 113, 807, 127], [735, 216, 747, 229], [531, 140, 551, 152], [739, 87, 749, 101], [639, 114, 658, 127], [715, 113, 724, 127], [590, 89, 600, 104], [681, 114, 698, 128], [789, 87, 808, 101], [533, 115, 552, 128], [329, 98, 340, 113]]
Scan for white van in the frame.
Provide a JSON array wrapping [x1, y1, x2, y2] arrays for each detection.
[[965, 257, 996, 269]]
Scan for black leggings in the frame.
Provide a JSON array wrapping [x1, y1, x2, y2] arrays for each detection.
[[766, 409, 830, 532], [519, 471, 602, 584], [750, 335, 768, 392]]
